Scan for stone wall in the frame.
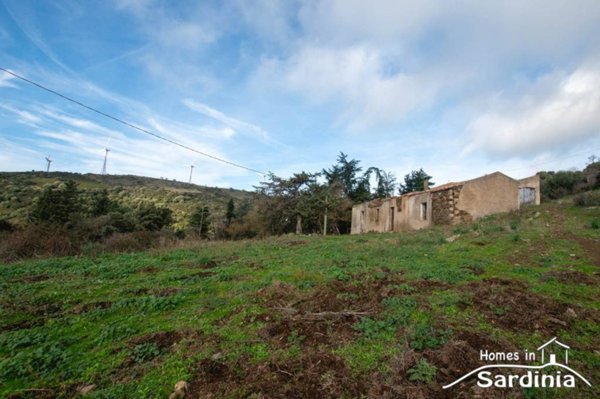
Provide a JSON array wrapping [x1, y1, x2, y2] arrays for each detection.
[[431, 185, 473, 225]]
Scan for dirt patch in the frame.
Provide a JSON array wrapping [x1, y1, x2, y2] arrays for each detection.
[[154, 287, 181, 297], [286, 240, 308, 247], [545, 270, 598, 285], [573, 236, 600, 268], [461, 264, 485, 276], [181, 260, 219, 269], [17, 274, 51, 283], [412, 279, 452, 290], [257, 271, 407, 350], [138, 266, 159, 274], [128, 330, 185, 350], [71, 301, 113, 314], [369, 330, 522, 399], [191, 270, 214, 279], [187, 351, 366, 399], [1, 318, 46, 332], [6, 388, 57, 399], [127, 287, 184, 296], [462, 278, 582, 334]]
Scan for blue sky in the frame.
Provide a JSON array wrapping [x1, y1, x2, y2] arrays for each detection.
[[1, 0, 600, 190]]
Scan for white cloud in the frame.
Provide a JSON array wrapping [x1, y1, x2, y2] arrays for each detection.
[[255, 45, 449, 131], [251, 0, 600, 132], [466, 66, 600, 157], [0, 104, 41, 126], [183, 99, 269, 140], [0, 70, 18, 88]]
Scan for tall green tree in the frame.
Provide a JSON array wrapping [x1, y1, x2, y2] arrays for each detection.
[[322, 152, 370, 203], [189, 205, 211, 237], [399, 169, 434, 194], [32, 180, 81, 224], [365, 167, 397, 199], [89, 189, 113, 216], [225, 199, 235, 226], [255, 172, 316, 235]]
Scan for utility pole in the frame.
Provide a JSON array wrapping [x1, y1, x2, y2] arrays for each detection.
[[189, 165, 194, 183], [323, 195, 328, 236], [45, 156, 52, 172], [101, 148, 110, 175]]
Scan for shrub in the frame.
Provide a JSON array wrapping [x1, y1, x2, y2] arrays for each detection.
[[592, 219, 600, 229], [223, 220, 259, 239], [133, 343, 160, 364], [573, 190, 600, 207], [100, 231, 176, 253], [540, 170, 584, 200], [407, 359, 437, 383], [77, 212, 137, 241], [0, 225, 80, 262], [135, 202, 173, 231], [31, 180, 81, 224], [409, 322, 451, 350], [0, 219, 15, 233]]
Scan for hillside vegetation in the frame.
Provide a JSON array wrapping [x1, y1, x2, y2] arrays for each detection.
[[0, 199, 598, 398], [0, 172, 255, 229]]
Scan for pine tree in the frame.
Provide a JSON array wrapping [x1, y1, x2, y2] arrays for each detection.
[[225, 199, 235, 226]]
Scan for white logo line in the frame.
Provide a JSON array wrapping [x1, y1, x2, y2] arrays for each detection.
[[442, 362, 592, 389]]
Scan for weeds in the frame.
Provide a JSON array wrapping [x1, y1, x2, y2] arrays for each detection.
[[407, 359, 437, 383], [133, 342, 161, 363]]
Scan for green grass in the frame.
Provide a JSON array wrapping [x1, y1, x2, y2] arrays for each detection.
[[0, 201, 599, 398]]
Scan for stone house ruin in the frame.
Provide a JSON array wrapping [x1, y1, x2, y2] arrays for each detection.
[[351, 172, 540, 234]]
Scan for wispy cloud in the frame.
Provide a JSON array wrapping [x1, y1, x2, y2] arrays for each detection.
[[465, 65, 600, 157], [0, 104, 41, 126], [0, 70, 18, 88], [183, 99, 269, 140]]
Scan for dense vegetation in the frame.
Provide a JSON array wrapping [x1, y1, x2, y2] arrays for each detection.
[[0, 198, 598, 398], [1, 157, 598, 263]]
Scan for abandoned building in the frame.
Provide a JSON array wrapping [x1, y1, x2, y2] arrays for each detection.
[[351, 172, 540, 234]]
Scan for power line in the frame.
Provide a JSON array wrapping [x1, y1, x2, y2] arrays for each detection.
[[0, 67, 267, 175]]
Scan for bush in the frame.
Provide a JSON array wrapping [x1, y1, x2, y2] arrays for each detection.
[[135, 203, 173, 231], [0, 225, 80, 262], [573, 190, 600, 207], [100, 231, 176, 254], [77, 212, 137, 241], [539, 171, 585, 200], [0, 219, 15, 233], [224, 220, 259, 239], [31, 180, 81, 224], [407, 359, 437, 383]]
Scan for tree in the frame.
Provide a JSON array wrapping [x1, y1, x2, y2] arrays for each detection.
[[225, 199, 235, 226], [89, 189, 113, 216], [32, 180, 81, 224], [365, 167, 397, 199], [323, 152, 370, 203], [399, 169, 434, 194], [255, 172, 316, 235], [189, 205, 211, 237], [135, 202, 173, 231]]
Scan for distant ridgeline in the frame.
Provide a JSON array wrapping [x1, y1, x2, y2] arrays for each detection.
[[0, 171, 255, 229]]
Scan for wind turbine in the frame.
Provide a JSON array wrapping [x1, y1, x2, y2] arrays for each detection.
[[45, 156, 52, 172], [189, 164, 194, 183], [101, 148, 110, 175]]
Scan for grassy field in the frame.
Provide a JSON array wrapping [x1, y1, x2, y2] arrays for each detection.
[[0, 201, 599, 398]]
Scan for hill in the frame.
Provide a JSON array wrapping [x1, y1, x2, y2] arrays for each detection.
[[0, 171, 256, 229], [0, 199, 598, 397]]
